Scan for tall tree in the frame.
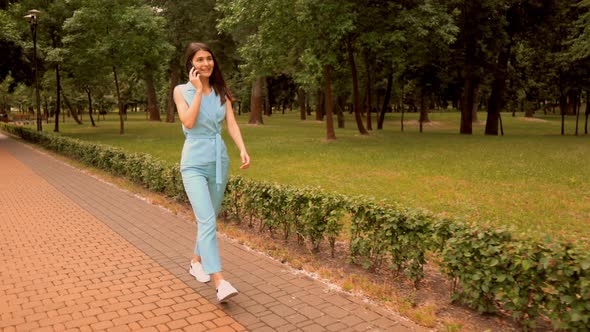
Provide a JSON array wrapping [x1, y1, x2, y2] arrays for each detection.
[[63, 0, 172, 134], [0, 7, 33, 93], [485, 0, 556, 135], [402, 0, 458, 133], [218, 0, 354, 139], [566, 0, 590, 134]]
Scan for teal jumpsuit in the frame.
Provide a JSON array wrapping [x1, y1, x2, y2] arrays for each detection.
[[179, 82, 229, 275]]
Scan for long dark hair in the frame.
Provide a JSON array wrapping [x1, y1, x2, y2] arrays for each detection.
[[184, 42, 233, 105]]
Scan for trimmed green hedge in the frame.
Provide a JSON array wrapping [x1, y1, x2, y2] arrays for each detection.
[[2, 123, 589, 330]]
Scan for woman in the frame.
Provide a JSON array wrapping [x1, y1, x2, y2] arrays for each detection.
[[173, 42, 250, 303]]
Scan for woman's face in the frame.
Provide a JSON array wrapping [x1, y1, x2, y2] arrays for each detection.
[[191, 50, 214, 78]]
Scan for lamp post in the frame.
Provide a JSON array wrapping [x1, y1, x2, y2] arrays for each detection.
[[24, 9, 42, 131]]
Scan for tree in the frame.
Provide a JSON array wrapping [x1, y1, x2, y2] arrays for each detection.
[[295, 0, 357, 139], [402, 0, 458, 133], [449, 0, 497, 135], [37, 0, 74, 132], [218, 0, 354, 139], [484, 0, 557, 135], [63, 0, 172, 134], [0, 7, 33, 92], [566, 0, 590, 134]]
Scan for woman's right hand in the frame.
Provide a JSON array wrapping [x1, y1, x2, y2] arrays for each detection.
[[189, 67, 202, 92]]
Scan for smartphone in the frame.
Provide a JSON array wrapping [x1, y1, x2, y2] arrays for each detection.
[[186, 63, 197, 76]]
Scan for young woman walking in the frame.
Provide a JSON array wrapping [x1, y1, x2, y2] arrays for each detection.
[[173, 42, 250, 303]]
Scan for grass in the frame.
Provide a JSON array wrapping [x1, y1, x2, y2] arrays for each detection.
[[51, 109, 590, 245]]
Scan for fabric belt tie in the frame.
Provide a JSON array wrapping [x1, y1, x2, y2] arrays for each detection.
[[185, 133, 223, 187]]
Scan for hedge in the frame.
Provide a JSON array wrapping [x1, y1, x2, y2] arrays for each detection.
[[2, 123, 588, 331]]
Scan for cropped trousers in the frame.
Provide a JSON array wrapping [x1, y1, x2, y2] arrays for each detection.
[[180, 161, 229, 274]]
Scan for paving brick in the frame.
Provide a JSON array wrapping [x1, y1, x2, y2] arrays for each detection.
[[301, 323, 326, 332], [285, 313, 309, 325], [314, 315, 340, 327], [269, 303, 297, 317], [322, 305, 349, 319], [213, 316, 235, 327], [90, 320, 115, 330], [64, 316, 99, 329], [169, 310, 191, 321], [260, 313, 289, 328], [166, 319, 189, 330], [38, 314, 72, 327], [182, 323, 208, 332], [297, 306, 324, 319], [112, 313, 145, 326], [186, 312, 217, 325], [139, 315, 172, 328]]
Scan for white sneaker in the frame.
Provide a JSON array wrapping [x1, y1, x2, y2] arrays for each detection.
[[216, 280, 238, 303], [189, 261, 210, 283]]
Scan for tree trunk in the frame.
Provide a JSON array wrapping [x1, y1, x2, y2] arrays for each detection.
[[485, 44, 511, 136], [297, 88, 306, 120], [401, 76, 405, 132], [561, 102, 565, 136], [335, 95, 345, 128], [85, 87, 96, 127], [575, 94, 581, 136], [144, 66, 161, 121], [566, 90, 576, 115], [315, 90, 324, 121], [419, 91, 424, 133], [461, 76, 475, 134], [378, 70, 393, 130], [112, 65, 125, 135], [61, 91, 82, 124], [54, 63, 61, 132], [264, 77, 272, 117], [419, 91, 430, 126], [472, 84, 479, 122], [44, 96, 49, 124], [364, 51, 373, 130], [525, 97, 535, 117], [460, 22, 477, 135], [324, 65, 336, 140], [585, 90, 589, 135], [346, 36, 368, 135], [559, 80, 566, 135], [401, 106, 405, 132], [166, 58, 179, 123], [499, 112, 504, 136], [249, 77, 264, 124]]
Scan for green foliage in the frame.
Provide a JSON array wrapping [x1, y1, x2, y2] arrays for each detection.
[[441, 225, 590, 330], [348, 199, 433, 283], [566, 0, 590, 61], [0, 10, 19, 42]]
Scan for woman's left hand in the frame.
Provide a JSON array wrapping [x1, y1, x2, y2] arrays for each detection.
[[239, 150, 251, 169]]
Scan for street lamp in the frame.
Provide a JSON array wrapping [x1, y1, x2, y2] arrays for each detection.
[[24, 9, 42, 131]]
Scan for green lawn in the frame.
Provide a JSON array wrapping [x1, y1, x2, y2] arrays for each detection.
[[54, 110, 590, 245]]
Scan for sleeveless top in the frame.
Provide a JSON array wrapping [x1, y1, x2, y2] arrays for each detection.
[[179, 82, 229, 186]]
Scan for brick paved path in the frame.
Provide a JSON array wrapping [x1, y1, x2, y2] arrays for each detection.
[[0, 133, 427, 332]]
